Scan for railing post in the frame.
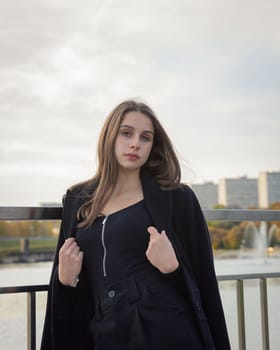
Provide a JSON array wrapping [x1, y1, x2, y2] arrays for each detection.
[[237, 279, 246, 350], [260, 278, 270, 350], [27, 291, 36, 350]]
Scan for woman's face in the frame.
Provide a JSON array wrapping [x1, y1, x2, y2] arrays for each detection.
[[114, 111, 154, 172]]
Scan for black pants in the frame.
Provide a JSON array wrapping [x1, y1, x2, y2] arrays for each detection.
[[89, 274, 204, 350]]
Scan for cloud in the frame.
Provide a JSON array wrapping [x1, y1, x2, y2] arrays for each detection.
[[0, 0, 279, 204]]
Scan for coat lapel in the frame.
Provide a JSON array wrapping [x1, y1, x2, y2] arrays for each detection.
[[62, 192, 85, 238], [141, 171, 172, 234]]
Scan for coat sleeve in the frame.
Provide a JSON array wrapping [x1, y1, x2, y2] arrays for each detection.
[[174, 186, 231, 350], [194, 193, 230, 349], [40, 192, 93, 350], [40, 193, 73, 349]]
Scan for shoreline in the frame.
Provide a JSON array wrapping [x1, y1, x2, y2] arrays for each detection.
[[0, 252, 54, 264], [1, 247, 280, 265]]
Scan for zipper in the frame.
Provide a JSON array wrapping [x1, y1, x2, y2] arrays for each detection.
[[101, 216, 108, 277]]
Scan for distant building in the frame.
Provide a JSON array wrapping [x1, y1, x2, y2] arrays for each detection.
[[258, 171, 280, 208], [218, 176, 258, 208], [191, 182, 218, 208]]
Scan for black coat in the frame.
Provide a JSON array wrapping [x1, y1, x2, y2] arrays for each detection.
[[41, 171, 230, 349]]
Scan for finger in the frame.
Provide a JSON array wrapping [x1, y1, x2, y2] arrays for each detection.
[[78, 251, 84, 260], [62, 237, 75, 250], [72, 246, 80, 256], [61, 241, 78, 256], [161, 231, 171, 243], [67, 241, 81, 256], [147, 226, 160, 236]]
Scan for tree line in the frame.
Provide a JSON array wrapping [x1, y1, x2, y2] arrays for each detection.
[[208, 202, 280, 250], [0, 204, 280, 251]]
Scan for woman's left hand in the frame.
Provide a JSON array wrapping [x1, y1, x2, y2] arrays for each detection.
[[146, 226, 179, 274]]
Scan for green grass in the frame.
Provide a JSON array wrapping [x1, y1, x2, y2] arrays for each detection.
[[29, 239, 57, 252], [0, 240, 20, 253], [0, 238, 57, 259]]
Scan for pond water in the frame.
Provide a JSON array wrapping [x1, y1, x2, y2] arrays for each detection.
[[0, 257, 279, 350]]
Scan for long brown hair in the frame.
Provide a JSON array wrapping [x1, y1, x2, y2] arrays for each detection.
[[73, 100, 181, 228]]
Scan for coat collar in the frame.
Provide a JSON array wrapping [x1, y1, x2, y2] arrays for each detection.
[[64, 170, 173, 237], [140, 170, 172, 233]]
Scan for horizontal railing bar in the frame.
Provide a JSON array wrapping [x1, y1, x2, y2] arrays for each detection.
[[0, 273, 279, 295], [217, 272, 280, 281], [0, 207, 280, 222], [0, 207, 62, 221], [204, 209, 280, 222], [0, 284, 49, 294]]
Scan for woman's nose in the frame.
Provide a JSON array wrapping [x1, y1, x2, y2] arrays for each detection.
[[130, 137, 140, 149]]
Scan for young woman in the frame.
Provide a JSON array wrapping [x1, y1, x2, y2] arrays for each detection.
[[41, 100, 230, 349]]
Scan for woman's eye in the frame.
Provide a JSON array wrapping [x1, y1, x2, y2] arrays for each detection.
[[121, 131, 131, 137], [142, 135, 151, 142]]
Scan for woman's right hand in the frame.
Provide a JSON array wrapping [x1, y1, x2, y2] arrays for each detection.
[[58, 237, 84, 287]]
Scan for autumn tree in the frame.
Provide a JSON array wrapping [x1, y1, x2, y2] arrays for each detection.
[[208, 227, 228, 249]]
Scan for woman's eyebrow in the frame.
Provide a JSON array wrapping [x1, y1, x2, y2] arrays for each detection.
[[120, 124, 154, 135]]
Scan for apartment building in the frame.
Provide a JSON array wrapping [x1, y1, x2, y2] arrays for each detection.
[[258, 171, 280, 208], [191, 182, 218, 209], [218, 176, 258, 208]]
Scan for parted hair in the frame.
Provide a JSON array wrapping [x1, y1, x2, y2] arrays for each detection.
[[73, 100, 181, 228]]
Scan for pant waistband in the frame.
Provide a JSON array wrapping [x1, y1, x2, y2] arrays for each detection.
[[95, 271, 182, 312]]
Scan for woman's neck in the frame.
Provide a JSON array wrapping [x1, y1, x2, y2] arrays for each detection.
[[113, 169, 142, 196], [99, 169, 143, 216]]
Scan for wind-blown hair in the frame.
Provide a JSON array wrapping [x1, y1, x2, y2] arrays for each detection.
[[73, 100, 181, 228]]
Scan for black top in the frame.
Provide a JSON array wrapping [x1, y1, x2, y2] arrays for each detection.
[[41, 171, 230, 350], [76, 200, 163, 297]]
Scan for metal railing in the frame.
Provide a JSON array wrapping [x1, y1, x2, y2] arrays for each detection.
[[0, 284, 48, 350], [0, 206, 280, 350], [1, 206, 280, 221], [217, 272, 280, 350]]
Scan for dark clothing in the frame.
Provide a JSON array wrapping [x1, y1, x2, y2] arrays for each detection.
[[76, 200, 204, 349], [90, 273, 204, 349], [41, 170, 231, 350], [75, 200, 156, 296]]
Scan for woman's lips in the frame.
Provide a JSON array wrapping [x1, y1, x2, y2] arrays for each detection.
[[125, 153, 139, 160]]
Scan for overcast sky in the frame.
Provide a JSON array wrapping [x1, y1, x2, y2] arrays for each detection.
[[0, 0, 279, 205]]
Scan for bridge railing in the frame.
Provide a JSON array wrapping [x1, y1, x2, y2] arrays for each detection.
[[0, 206, 280, 350]]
